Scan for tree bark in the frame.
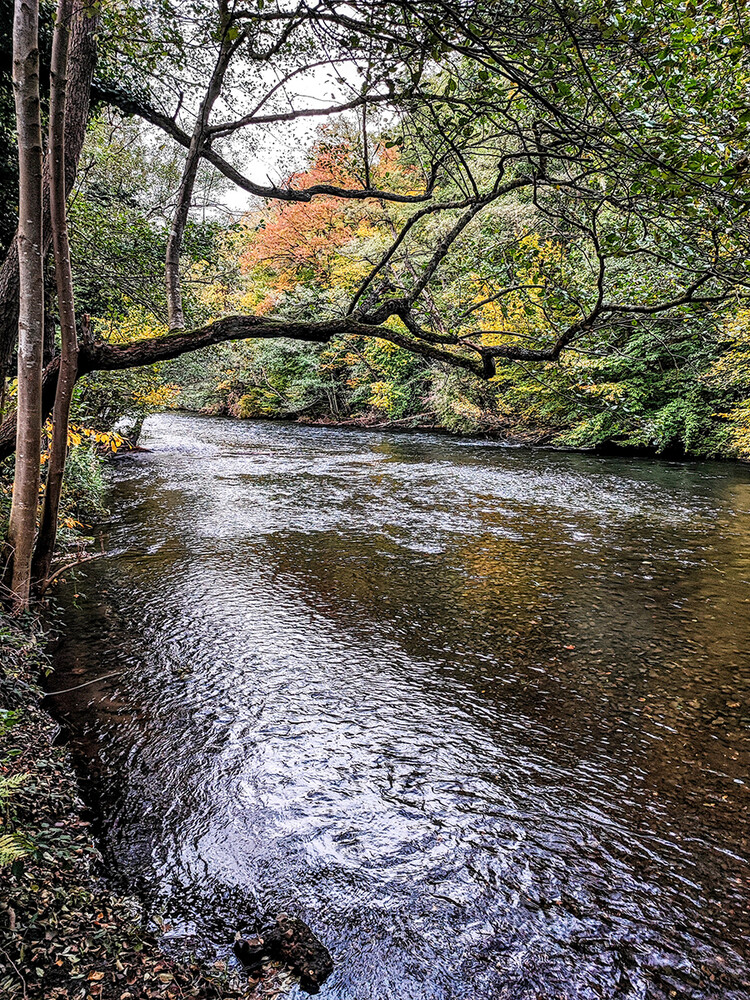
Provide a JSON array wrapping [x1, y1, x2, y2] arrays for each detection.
[[6, 0, 44, 610], [165, 21, 237, 329], [32, 0, 78, 587], [0, 0, 99, 378]]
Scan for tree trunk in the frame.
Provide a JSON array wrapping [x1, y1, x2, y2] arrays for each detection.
[[6, 0, 44, 611], [32, 0, 78, 587], [165, 133, 204, 330], [165, 24, 237, 329], [0, 0, 99, 379]]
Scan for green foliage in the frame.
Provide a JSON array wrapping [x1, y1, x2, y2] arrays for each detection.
[[0, 678, 34, 872], [0, 761, 32, 872], [58, 445, 109, 529], [35, 5, 750, 459], [70, 117, 224, 326], [196, 340, 342, 419], [156, 126, 745, 457], [0, 831, 32, 868]]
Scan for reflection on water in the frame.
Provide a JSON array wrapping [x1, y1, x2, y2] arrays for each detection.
[[51, 414, 750, 999]]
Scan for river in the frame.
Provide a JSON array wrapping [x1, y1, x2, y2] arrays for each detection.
[[50, 413, 750, 999]]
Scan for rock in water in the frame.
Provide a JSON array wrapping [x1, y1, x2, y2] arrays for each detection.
[[264, 914, 334, 994], [233, 934, 265, 972], [234, 914, 334, 994]]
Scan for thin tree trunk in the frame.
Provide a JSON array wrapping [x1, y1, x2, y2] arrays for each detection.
[[0, 0, 98, 378], [6, 0, 44, 611], [43, 261, 56, 366], [165, 21, 237, 329], [32, 0, 78, 587]]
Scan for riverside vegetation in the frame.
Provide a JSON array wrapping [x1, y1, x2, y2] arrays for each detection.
[[2, 1, 750, 610], [0, 0, 749, 997]]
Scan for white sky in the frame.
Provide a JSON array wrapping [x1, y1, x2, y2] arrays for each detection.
[[215, 60, 369, 216]]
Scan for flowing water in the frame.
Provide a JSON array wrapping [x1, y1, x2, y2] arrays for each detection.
[[50, 413, 750, 999]]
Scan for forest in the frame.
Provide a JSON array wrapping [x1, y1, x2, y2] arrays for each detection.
[[0, 2, 749, 999], [0, 0, 747, 605]]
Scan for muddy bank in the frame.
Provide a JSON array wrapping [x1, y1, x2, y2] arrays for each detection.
[[293, 411, 558, 445], [196, 404, 566, 449]]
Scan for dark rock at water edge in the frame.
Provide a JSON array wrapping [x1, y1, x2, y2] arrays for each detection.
[[233, 933, 265, 971], [235, 913, 334, 994]]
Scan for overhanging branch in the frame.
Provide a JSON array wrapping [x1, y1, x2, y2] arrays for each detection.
[[97, 87, 437, 205]]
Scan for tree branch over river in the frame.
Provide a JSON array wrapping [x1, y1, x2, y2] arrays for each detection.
[[1, 0, 750, 603]]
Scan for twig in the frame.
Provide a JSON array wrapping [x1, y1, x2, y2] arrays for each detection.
[[0, 946, 27, 999], [44, 671, 121, 697], [39, 553, 103, 595]]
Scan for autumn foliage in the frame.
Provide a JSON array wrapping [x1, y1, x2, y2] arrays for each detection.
[[238, 139, 407, 311]]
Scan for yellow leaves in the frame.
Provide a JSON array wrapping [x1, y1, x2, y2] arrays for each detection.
[[238, 288, 278, 315], [703, 309, 750, 392], [92, 307, 168, 345], [369, 380, 395, 412], [38, 420, 126, 465], [373, 337, 401, 355], [518, 231, 563, 267], [131, 383, 180, 409], [1, 378, 18, 404], [329, 254, 372, 293], [720, 401, 750, 459], [714, 307, 750, 348], [468, 232, 570, 349], [236, 390, 277, 419], [575, 381, 628, 403], [705, 347, 750, 390], [66, 424, 126, 453], [700, 309, 750, 458]]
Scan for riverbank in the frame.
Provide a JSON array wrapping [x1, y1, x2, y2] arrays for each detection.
[[202, 397, 561, 448], [200, 407, 748, 462], [293, 411, 559, 446], [0, 612, 282, 999]]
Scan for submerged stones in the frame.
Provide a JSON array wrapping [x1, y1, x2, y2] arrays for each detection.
[[234, 913, 334, 994]]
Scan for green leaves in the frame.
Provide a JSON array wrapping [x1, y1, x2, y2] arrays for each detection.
[[0, 831, 33, 869]]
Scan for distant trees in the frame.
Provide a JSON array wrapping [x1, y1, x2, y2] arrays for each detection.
[[97, 0, 748, 380], [1, 0, 749, 607]]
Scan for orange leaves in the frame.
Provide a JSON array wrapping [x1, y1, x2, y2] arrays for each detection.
[[238, 135, 404, 296], [240, 196, 359, 285]]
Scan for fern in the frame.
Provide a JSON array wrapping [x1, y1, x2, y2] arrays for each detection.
[[0, 832, 32, 867], [0, 773, 34, 867], [0, 773, 29, 800]]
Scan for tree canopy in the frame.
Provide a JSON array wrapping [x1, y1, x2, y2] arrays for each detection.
[[1, 0, 750, 603]]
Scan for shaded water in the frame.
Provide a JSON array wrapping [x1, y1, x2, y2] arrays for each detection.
[[51, 413, 750, 999]]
